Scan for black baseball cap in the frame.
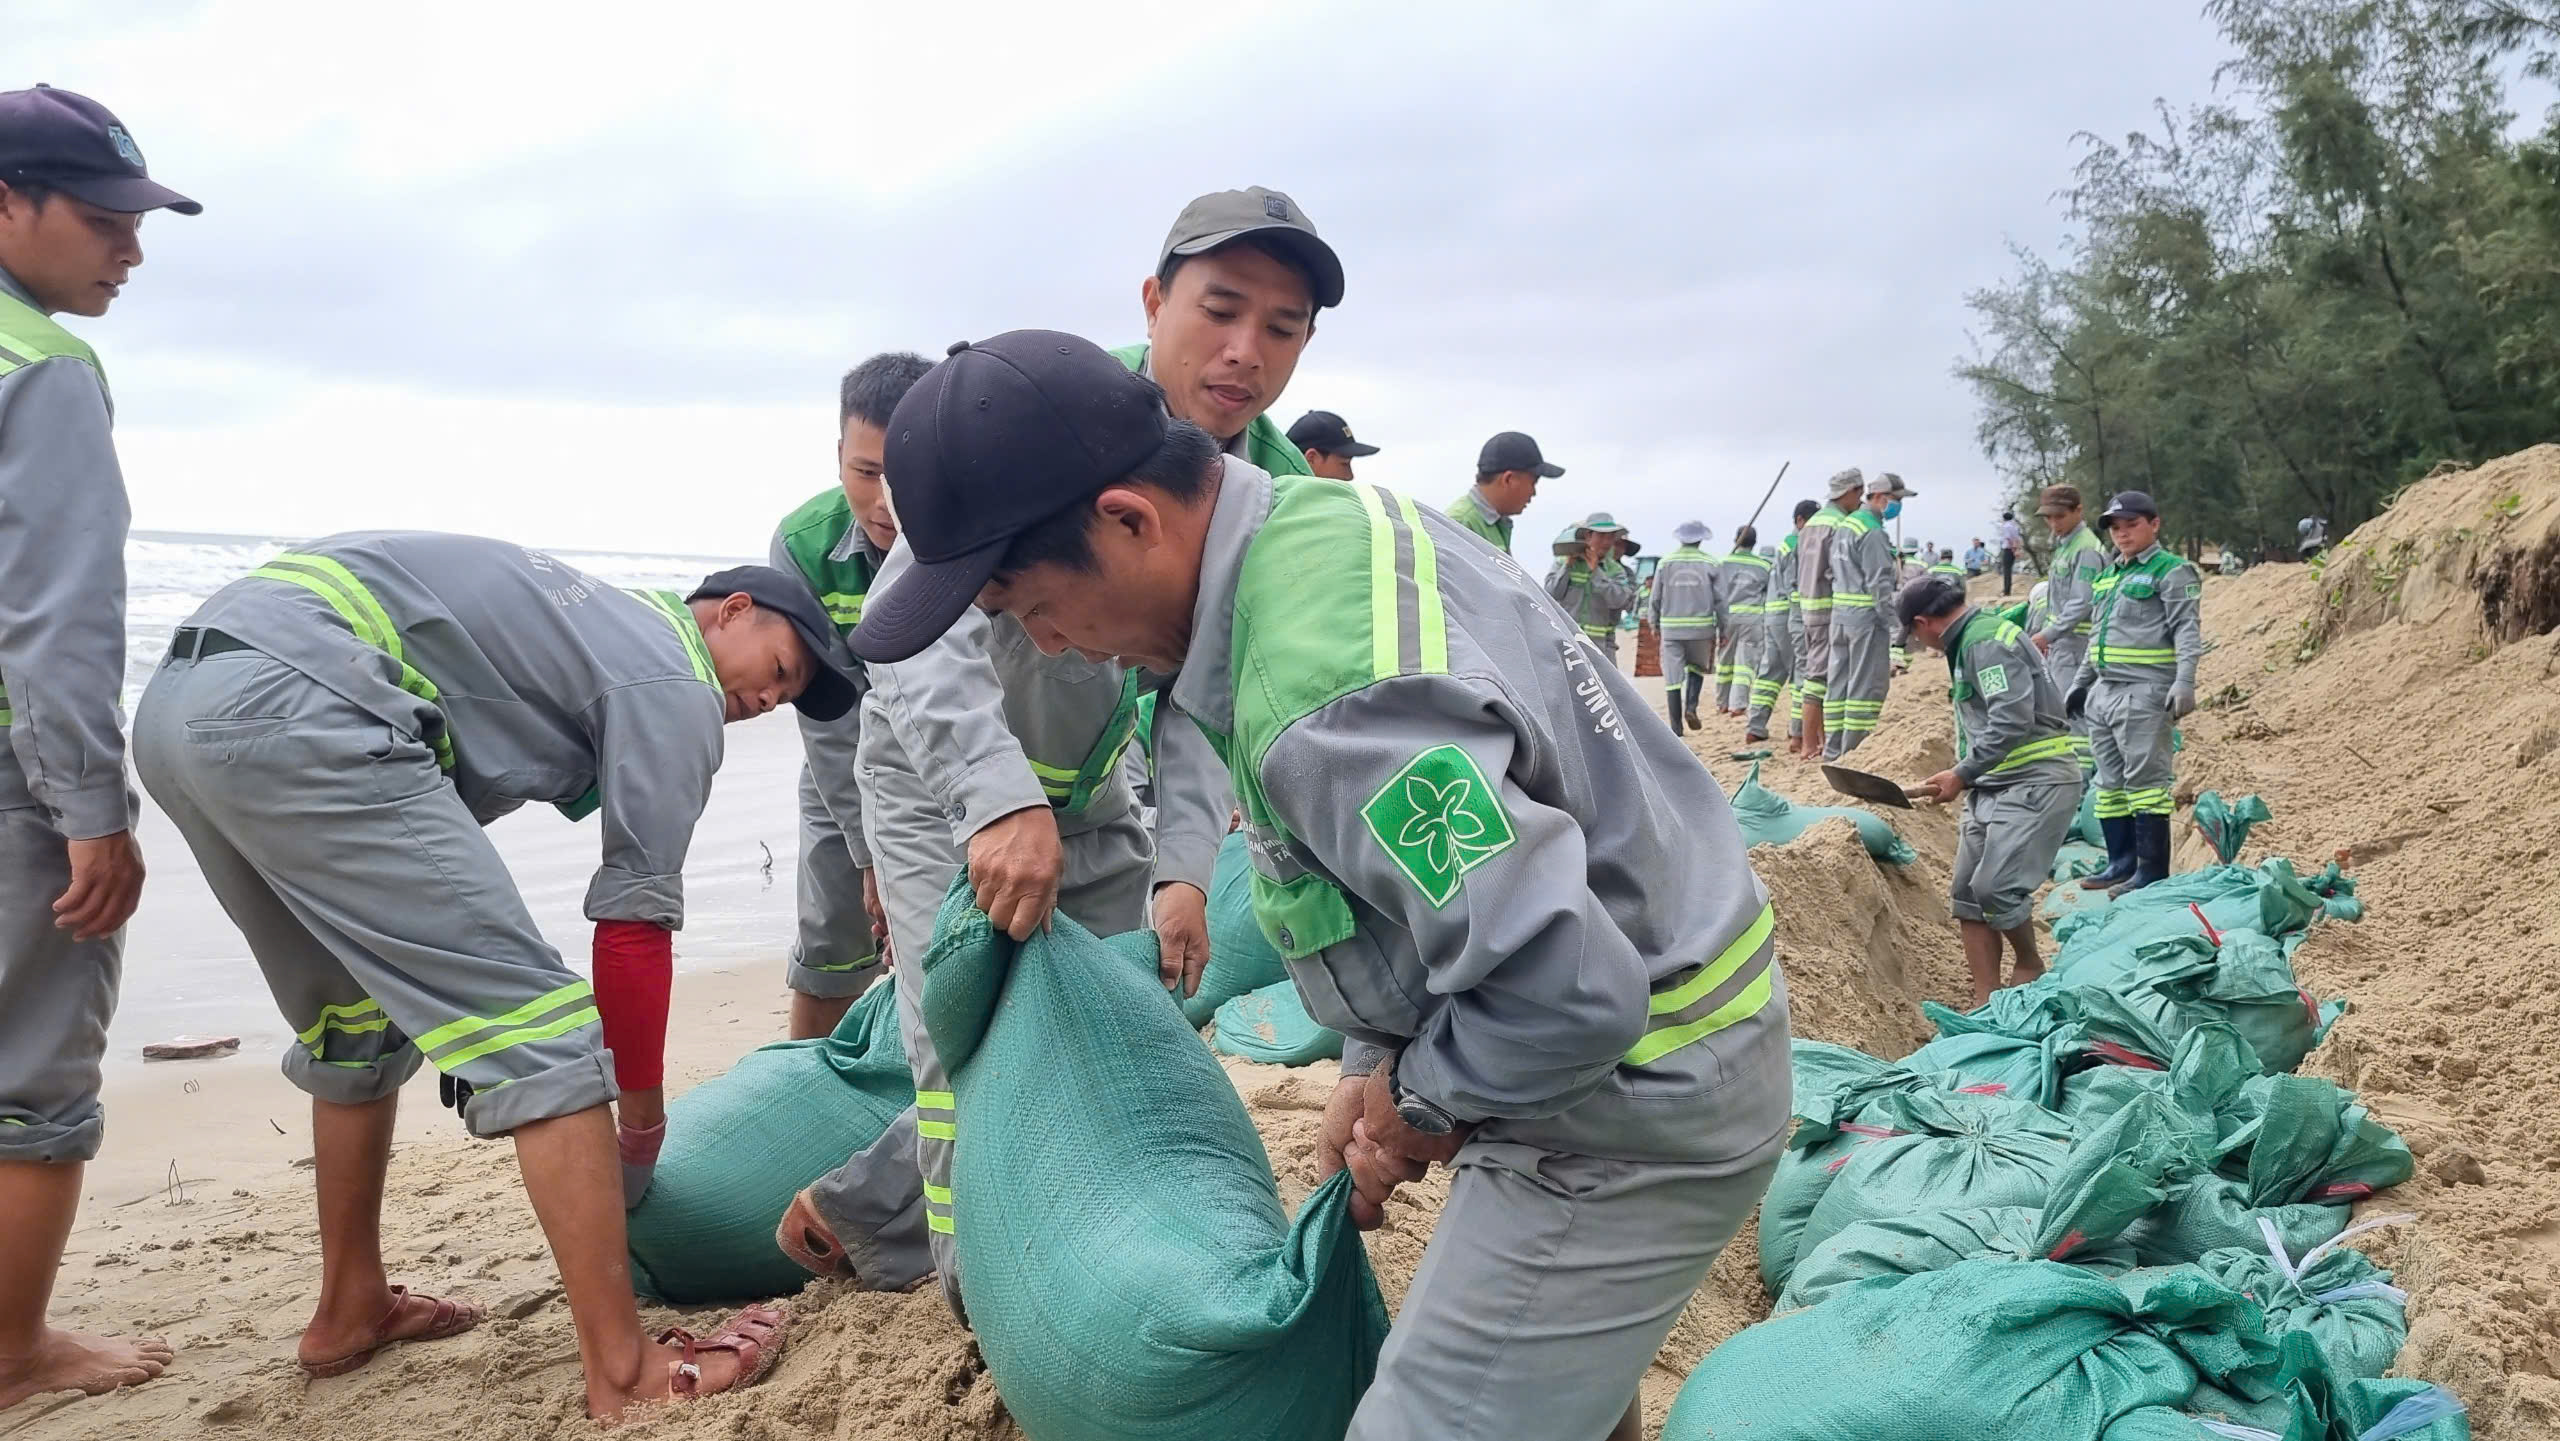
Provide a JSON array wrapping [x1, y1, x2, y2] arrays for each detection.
[[2100, 490, 2161, 524], [1160, 187, 1344, 309], [687, 565, 864, 721], [850, 331, 1171, 664], [1285, 410, 1379, 458], [0, 86, 200, 216], [1478, 431, 1564, 478]]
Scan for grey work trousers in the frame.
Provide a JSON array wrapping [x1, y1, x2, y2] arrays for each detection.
[[2089, 676, 2178, 818], [782, 763, 883, 1000], [804, 692, 1153, 1313], [0, 801, 123, 1162], [1745, 612, 1794, 739], [134, 650, 617, 1139], [2044, 631, 2095, 767], [1823, 611, 1891, 760], [1952, 778, 2084, 929], [1347, 1145, 1778, 1441]]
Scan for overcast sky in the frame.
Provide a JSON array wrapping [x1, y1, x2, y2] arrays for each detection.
[[23, 0, 2233, 560]]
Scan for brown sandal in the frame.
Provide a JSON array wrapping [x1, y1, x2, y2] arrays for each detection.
[[775, 1187, 860, 1281], [299, 1285, 486, 1379], [658, 1304, 787, 1399]]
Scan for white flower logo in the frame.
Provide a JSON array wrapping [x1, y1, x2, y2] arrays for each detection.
[[1397, 773, 1491, 877]]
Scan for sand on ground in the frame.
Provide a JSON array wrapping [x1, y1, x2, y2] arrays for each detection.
[[10, 450, 2560, 1440]]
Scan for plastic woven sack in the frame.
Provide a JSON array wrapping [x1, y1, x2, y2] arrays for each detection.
[[2192, 792, 2275, 865], [2114, 1331, 2470, 1441], [627, 981, 914, 1303], [2122, 1176, 2348, 1267], [1211, 979, 1344, 1066], [2051, 860, 2339, 983], [915, 880, 1389, 1441], [1663, 1261, 2281, 1441], [1898, 1028, 2079, 1110], [1727, 759, 1917, 864], [1795, 1086, 2077, 1267], [1181, 831, 1290, 1026], [2218, 1076, 2415, 1205], [2141, 931, 2333, 1075], [2072, 779, 2106, 846], [2056, 1023, 2261, 1154], [1778, 1204, 2141, 1312], [2195, 1213, 2414, 1384]]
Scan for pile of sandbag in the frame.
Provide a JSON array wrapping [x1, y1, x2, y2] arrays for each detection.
[[1686, 853, 2461, 1440]]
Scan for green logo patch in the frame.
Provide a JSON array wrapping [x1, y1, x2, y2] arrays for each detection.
[[1361, 743, 1518, 908], [1979, 663, 2010, 697]]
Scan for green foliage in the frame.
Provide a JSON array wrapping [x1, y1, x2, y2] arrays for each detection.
[[1959, 0, 2560, 556]]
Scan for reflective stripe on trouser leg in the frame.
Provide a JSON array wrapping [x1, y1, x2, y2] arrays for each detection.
[[1824, 614, 1891, 760], [1786, 620, 1810, 733], [1747, 615, 1792, 736], [1660, 637, 1710, 695], [2091, 679, 2176, 818], [1345, 1147, 1778, 1441], [131, 651, 612, 1139], [0, 803, 121, 1163], [785, 764, 882, 1000]]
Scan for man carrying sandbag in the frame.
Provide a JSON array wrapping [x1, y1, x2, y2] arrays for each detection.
[[1546, 512, 1637, 665], [849, 331, 1794, 1441], [771, 351, 934, 1041], [780, 187, 1338, 1309], [2069, 490, 2204, 896], [135, 539, 857, 1416], [1898, 575, 2084, 1008]]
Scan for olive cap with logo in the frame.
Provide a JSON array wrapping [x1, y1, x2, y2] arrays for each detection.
[[0, 85, 200, 215], [850, 331, 1172, 664], [1160, 186, 1344, 309]]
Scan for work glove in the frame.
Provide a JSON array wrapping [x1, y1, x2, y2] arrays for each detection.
[[2168, 684, 2196, 718], [2065, 686, 2090, 720]]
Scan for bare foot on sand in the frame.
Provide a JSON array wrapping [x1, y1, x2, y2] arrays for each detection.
[[0, 1327, 174, 1409], [297, 1286, 486, 1378]]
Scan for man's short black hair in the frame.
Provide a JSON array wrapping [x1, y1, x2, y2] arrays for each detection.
[[1735, 524, 1759, 550], [1792, 499, 1821, 524], [993, 417, 1222, 581], [839, 351, 935, 430], [1896, 575, 1968, 630], [0, 177, 57, 209], [1157, 235, 1322, 315]]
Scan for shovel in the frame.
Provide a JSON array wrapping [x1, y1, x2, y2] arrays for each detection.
[[1819, 763, 1916, 810]]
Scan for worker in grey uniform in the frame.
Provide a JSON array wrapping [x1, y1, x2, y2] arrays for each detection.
[[1751, 498, 1819, 746], [1646, 521, 1718, 734], [1713, 526, 1772, 716], [781, 190, 1342, 1310], [1823, 471, 1908, 759], [2032, 483, 2106, 772], [1900, 575, 2084, 1009], [2068, 490, 2204, 897], [771, 351, 934, 1040], [1546, 512, 1636, 665], [851, 332, 1793, 1441], [1793, 472, 1859, 756], [0, 83, 197, 1411], [135, 535, 853, 1417]]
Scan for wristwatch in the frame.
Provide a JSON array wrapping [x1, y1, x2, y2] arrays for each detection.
[[1389, 1054, 1458, 1137]]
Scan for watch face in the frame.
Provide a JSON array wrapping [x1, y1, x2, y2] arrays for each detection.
[[1397, 1099, 1454, 1136]]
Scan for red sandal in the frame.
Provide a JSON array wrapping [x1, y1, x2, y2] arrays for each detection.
[[299, 1286, 486, 1379], [775, 1187, 861, 1281], [658, 1304, 787, 1399]]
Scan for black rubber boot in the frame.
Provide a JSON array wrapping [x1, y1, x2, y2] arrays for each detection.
[[1683, 671, 1705, 730], [1666, 692, 1685, 735], [2110, 813, 2173, 897], [2080, 815, 2137, 889]]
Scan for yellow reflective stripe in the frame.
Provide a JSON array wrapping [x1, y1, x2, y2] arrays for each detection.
[[271, 554, 403, 661], [1393, 491, 1449, 675], [1354, 483, 1400, 682], [1647, 904, 1774, 1016], [637, 590, 717, 687], [1987, 734, 2082, 774], [1582, 624, 1616, 637], [432, 1005, 600, 1072], [921, 1181, 952, 1204], [917, 1120, 957, 1140], [926, 1212, 955, 1234], [253, 557, 457, 772], [413, 980, 594, 1057], [296, 998, 387, 1047], [820, 591, 864, 626], [1628, 969, 1775, 1067], [2094, 647, 2176, 664], [1833, 591, 1873, 603], [916, 1090, 955, 1110], [1657, 615, 1719, 626], [1024, 758, 1078, 782]]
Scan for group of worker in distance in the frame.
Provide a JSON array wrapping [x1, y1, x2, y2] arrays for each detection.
[[0, 80, 2203, 1441]]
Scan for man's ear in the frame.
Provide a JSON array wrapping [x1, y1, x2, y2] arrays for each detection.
[[1141, 274, 1166, 331], [720, 592, 757, 627], [1094, 487, 1164, 550]]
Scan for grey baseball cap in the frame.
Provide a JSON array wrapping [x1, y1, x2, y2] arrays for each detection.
[[1159, 187, 1344, 309]]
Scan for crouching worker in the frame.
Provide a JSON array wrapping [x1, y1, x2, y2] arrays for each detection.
[[133, 535, 856, 1417], [1898, 575, 2084, 1009], [847, 332, 1794, 1441]]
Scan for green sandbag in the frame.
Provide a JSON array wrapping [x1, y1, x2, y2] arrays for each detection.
[[2050, 860, 2337, 985], [1795, 1087, 2078, 1268], [2219, 1075, 2415, 1204], [2120, 1332, 2471, 1441], [1211, 979, 1344, 1066], [1777, 1204, 2141, 1312], [1727, 759, 1917, 864], [627, 981, 914, 1303], [1789, 1038, 1890, 1117], [1182, 831, 1289, 1026], [2122, 1175, 2348, 1267], [916, 880, 1388, 1441], [1662, 1261, 2281, 1441], [2072, 780, 2106, 846], [1756, 1064, 2008, 1293], [1898, 1028, 2080, 1110], [2056, 1023, 2261, 1153], [2193, 791, 2274, 864], [2142, 931, 2330, 1075], [2195, 1228, 2411, 1384]]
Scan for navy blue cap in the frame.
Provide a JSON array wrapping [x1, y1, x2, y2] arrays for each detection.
[[688, 565, 863, 721], [0, 86, 199, 215], [1285, 409, 1379, 458], [2101, 490, 2161, 523], [851, 331, 1171, 664]]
